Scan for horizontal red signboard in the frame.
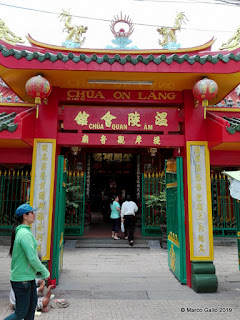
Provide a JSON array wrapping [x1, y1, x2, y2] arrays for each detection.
[[60, 89, 183, 104], [57, 132, 184, 147], [63, 106, 180, 133]]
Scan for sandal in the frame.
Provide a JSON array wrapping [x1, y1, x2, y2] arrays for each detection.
[[51, 299, 70, 309], [114, 237, 120, 240]]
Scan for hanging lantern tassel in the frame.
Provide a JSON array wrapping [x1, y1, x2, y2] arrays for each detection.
[[35, 97, 41, 104], [202, 99, 208, 119], [36, 105, 39, 118], [35, 97, 41, 118]]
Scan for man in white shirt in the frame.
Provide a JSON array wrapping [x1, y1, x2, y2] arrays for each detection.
[[121, 195, 138, 246]]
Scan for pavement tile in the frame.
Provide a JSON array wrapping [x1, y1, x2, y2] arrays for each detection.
[[1, 245, 240, 319]]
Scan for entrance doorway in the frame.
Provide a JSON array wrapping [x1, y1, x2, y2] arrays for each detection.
[[86, 152, 140, 237], [62, 147, 173, 238], [90, 153, 138, 213]]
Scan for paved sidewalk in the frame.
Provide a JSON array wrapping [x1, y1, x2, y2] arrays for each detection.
[[1, 243, 240, 319]]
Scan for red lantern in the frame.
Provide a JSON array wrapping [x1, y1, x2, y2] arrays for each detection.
[[193, 78, 218, 118], [25, 75, 51, 118]]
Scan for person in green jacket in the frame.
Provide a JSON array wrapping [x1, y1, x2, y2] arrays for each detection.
[[4, 204, 50, 320]]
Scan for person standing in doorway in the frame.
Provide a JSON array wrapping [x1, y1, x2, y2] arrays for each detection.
[[4, 204, 50, 320], [110, 195, 121, 240], [121, 195, 138, 246]]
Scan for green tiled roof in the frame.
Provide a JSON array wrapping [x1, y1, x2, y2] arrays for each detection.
[[0, 44, 240, 65], [0, 112, 18, 132]]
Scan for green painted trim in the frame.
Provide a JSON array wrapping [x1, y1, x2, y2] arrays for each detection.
[[166, 157, 186, 284], [211, 175, 238, 237], [176, 156, 187, 284], [192, 274, 218, 293], [191, 262, 215, 274], [82, 172, 86, 234], [64, 172, 85, 236], [191, 262, 218, 293], [141, 174, 165, 236], [1, 44, 240, 66], [51, 156, 61, 281], [52, 156, 67, 284]]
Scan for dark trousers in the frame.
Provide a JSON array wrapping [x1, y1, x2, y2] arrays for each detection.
[[124, 215, 135, 241], [4, 280, 37, 320], [111, 217, 121, 233]]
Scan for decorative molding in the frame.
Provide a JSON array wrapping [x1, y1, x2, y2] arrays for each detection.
[[0, 112, 17, 132], [26, 34, 215, 54], [168, 231, 180, 247], [0, 44, 239, 66]]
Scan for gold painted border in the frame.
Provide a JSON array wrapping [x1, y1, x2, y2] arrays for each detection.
[[168, 231, 180, 247], [186, 141, 214, 261], [166, 182, 178, 188], [207, 107, 240, 112], [62, 105, 180, 109], [0, 103, 35, 107], [30, 138, 56, 261]]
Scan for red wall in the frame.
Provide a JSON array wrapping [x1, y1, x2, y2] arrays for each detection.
[[210, 150, 240, 167], [0, 148, 32, 164]]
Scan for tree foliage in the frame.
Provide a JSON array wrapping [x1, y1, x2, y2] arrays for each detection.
[[65, 183, 81, 214], [145, 192, 166, 211]]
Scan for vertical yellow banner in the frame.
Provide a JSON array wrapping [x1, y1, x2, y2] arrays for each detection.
[[187, 141, 214, 261], [30, 139, 56, 260]]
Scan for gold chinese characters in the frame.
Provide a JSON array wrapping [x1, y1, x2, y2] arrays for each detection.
[[74, 110, 168, 130]]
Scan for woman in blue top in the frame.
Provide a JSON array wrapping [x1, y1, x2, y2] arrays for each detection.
[[110, 195, 121, 240]]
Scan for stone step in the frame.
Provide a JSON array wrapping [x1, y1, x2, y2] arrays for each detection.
[[1, 235, 236, 249], [75, 238, 153, 249], [214, 237, 237, 246], [62, 238, 163, 249], [0, 236, 10, 246]]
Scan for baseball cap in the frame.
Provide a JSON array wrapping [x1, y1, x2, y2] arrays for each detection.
[[15, 204, 38, 218]]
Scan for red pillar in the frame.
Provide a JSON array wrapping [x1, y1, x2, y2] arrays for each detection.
[[35, 87, 59, 139], [183, 90, 207, 287], [35, 87, 60, 278]]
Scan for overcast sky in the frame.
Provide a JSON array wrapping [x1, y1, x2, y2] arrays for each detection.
[[1, 0, 240, 50]]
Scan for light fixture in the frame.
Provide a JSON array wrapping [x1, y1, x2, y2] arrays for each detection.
[[71, 147, 81, 155], [88, 80, 153, 85], [148, 148, 157, 157]]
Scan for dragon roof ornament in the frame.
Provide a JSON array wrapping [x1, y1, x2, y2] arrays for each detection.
[[157, 12, 188, 50], [219, 26, 240, 51], [59, 9, 88, 48], [0, 19, 25, 45]]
